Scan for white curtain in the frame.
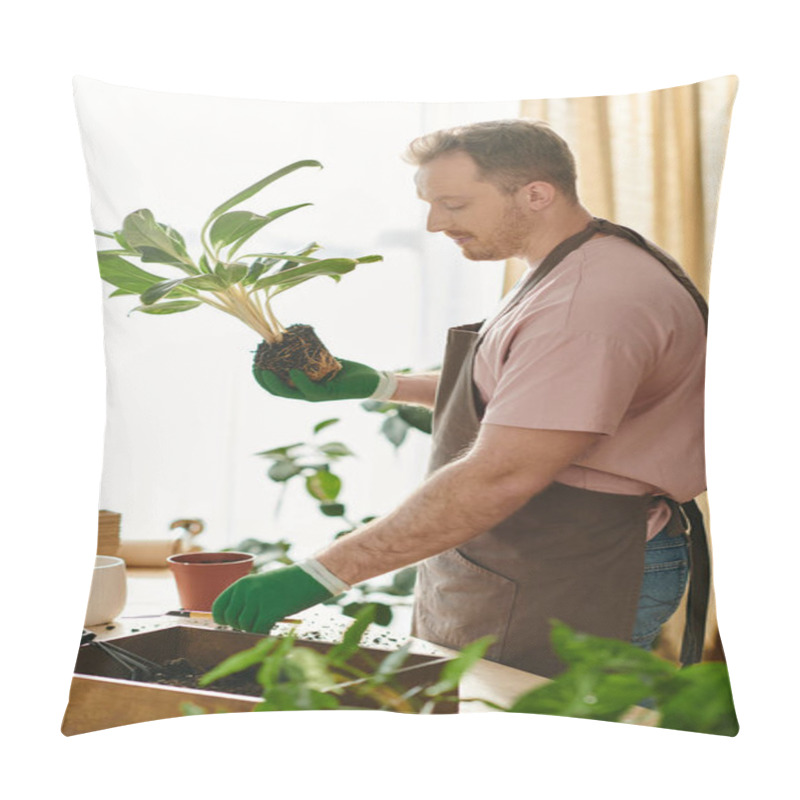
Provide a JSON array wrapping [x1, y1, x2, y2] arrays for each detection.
[[76, 79, 518, 556]]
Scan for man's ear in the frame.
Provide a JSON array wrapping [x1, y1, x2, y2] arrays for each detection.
[[522, 181, 557, 210]]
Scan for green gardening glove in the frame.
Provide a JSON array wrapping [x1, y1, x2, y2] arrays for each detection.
[[253, 358, 383, 402], [212, 565, 334, 634]]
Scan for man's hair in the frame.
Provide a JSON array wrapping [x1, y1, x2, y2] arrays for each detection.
[[404, 119, 578, 202]]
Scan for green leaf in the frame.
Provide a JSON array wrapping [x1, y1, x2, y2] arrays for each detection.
[[98, 252, 168, 295], [231, 204, 313, 257], [341, 601, 393, 627], [375, 641, 413, 678], [242, 243, 322, 287], [243, 251, 321, 266], [212, 262, 249, 287], [319, 502, 346, 517], [549, 621, 675, 678], [140, 277, 190, 305], [284, 648, 335, 692], [210, 205, 310, 252], [313, 418, 340, 434], [424, 636, 494, 696], [179, 702, 208, 716], [198, 637, 279, 686], [113, 231, 133, 251], [182, 274, 228, 291], [255, 686, 340, 712], [381, 415, 409, 447], [132, 300, 203, 315], [327, 605, 377, 666], [122, 210, 195, 272], [317, 442, 354, 458], [251, 258, 358, 293], [306, 469, 341, 502], [243, 257, 276, 285], [397, 405, 433, 434], [657, 662, 739, 736], [508, 667, 652, 721], [268, 461, 303, 482], [355, 254, 383, 263], [256, 443, 305, 459], [360, 399, 394, 414], [136, 246, 185, 267], [391, 567, 417, 595], [164, 224, 187, 250], [205, 160, 322, 224], [256, 633, 298, 691]]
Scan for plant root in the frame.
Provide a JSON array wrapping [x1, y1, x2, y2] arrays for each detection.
[[254, 324, 342, 384]]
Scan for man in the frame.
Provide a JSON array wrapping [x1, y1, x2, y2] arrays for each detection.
[[212, 120, 708, 677]]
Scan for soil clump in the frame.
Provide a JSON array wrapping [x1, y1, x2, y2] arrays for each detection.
[[254, 324, 341, 384]]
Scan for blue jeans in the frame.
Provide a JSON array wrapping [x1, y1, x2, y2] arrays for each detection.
[[631, 526, 689, 651]]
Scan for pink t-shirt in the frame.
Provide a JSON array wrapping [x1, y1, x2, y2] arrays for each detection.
[[473, 235, 706, 538]]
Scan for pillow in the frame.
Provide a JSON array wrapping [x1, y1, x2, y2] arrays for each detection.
[[63, 76, 738, 738]]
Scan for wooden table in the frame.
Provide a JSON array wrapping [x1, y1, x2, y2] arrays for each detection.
[[85, 566, 656, 722]]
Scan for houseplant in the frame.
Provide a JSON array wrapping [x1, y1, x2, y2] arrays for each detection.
[[235, 416, 421, 626], [96, 160, 382, 382], [192, 605, 494, 713], [184, 614, 738, 733], [506, 621, 739, 735]]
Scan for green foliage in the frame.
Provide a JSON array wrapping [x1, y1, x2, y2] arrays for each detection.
[[223, 538, 293, 571], [656, 661, 739, 736], [249, 416, 426, 626], [361, 397, 434, 447], [187, 613, 736, 732], [326, 604, 379, 666], [255, 418, 354, 521], [507, 621, 739, 736], [194, 605, 492, 714], [96, 160, 382, 341]]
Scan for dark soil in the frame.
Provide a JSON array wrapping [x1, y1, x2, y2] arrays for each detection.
[[147, 658, 263, 699], [254, 324, 342, 384]]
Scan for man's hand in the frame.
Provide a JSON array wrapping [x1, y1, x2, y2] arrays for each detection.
[[253, 358, 382, 402], [212, 565, 334, 633]]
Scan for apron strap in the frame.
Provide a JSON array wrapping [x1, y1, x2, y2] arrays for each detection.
[[679, 499, 712, 667], [588, 219, 712, 666], [477, 221, 601, 346], [589, 218, 709, 332]]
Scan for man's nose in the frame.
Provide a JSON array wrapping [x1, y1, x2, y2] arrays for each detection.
[[426, 206, 448, 233]]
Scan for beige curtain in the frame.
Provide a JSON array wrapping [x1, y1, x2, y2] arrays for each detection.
[[510, 77, 738, 663], [504, 76, 738, 299]]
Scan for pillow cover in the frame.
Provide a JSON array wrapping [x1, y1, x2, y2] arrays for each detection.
[[63, 75, 738, 737]]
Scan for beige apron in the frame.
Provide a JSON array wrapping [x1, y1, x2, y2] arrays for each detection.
[[411, 218, 710, 678]]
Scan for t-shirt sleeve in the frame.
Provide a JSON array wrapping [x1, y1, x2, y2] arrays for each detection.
[[480, 326, 652, 435]]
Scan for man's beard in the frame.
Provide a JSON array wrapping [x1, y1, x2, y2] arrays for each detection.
[[459, 202, 531, 262]]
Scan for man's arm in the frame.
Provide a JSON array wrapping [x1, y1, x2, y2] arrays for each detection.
[[316, 423, 601, 585], [389, 371, 440, 408]]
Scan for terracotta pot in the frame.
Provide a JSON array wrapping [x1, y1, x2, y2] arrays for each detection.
[[167, 551, 255, 611]]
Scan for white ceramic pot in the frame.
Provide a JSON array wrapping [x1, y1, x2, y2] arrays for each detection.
[[85, 555, 127, 626]]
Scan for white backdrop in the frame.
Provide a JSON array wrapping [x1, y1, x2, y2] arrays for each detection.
[[3, 1, 797, 797]]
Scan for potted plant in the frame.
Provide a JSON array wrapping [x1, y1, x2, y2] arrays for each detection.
[[95, 160, 382, 382]]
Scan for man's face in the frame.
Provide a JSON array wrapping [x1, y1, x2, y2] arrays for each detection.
[[415, 151, 534, 262]]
